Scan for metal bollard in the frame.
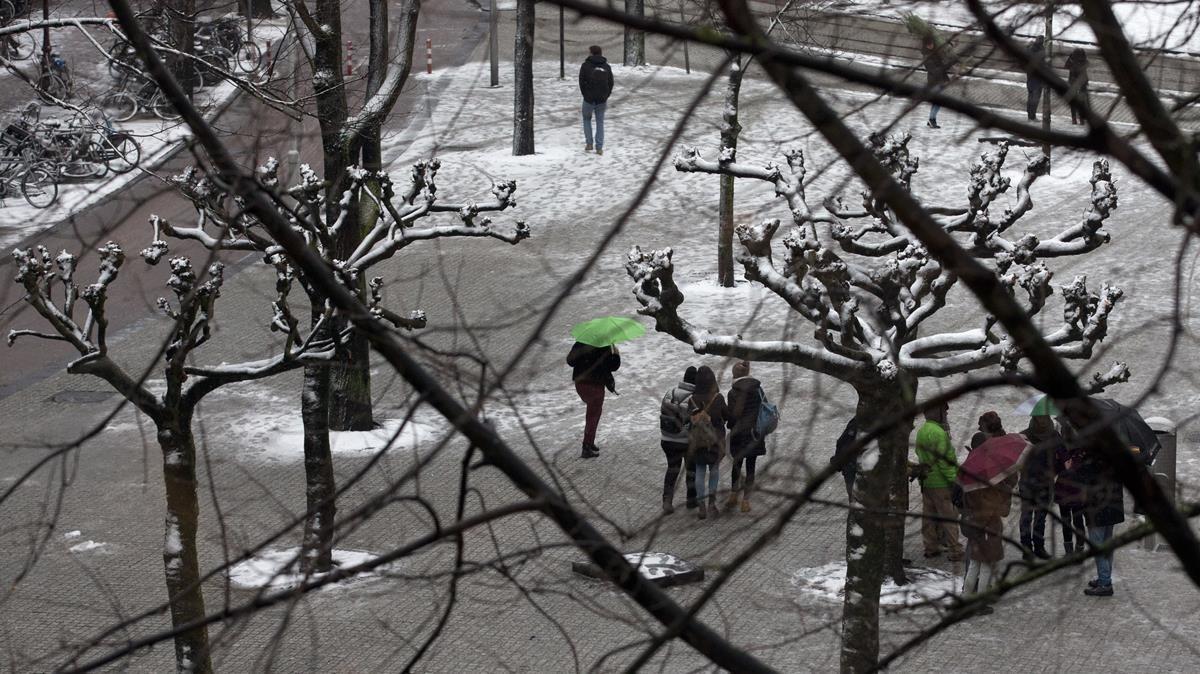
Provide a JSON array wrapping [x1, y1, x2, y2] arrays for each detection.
[[1142, 417, 1177, 552], [426, 38, 432, 74]]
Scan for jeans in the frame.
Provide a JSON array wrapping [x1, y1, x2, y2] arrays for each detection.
[[929, 103, 941, 122], [1089, 524, 1115, 586], [662, 442, 696, 504], [694, 462, 719, 502], [1020, 499, 1048, 550], [574, 380, 604, 446], [582, 101, 606, 149]]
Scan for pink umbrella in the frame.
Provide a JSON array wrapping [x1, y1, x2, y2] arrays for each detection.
[[958, 433, 1031, 492]]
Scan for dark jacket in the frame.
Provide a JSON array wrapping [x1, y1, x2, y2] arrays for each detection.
[[1053, 443, 1087, 507], [1080, 453, 1125, 527], [566, 342, 619, 391], [1026, 41, 1045, 92], [726, 376, 766, 456], [922, 43, 950, 87], [579, 54, 614, 104], [1065, 49, 1090, 99], [1019, 423, 1060, 503], [833, 417, 859, 483]]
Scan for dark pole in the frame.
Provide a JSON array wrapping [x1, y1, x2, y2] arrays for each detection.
[[1042, 1, 1053, 165], [489, 0, 498, 87], [559, 5, 564, 79], [41, 0, 50, 68]]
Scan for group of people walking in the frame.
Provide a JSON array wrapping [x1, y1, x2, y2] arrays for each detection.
[[908, 403, 1127, 604]]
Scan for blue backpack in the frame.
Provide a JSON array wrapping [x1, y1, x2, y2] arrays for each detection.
[[754, 386, 779, 440]]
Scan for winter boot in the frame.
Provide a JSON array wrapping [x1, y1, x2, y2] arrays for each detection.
[[697, 502, 707, 520], [581, 443, 599, 459], [725, 491, 740, 511], [585, 143, 593, 152], [662, 498, 675, 515], [1084, 584, 1114, 597], [707, 495, 719, 519], [1033, 544, 1052, 560], [596, 148, 604, 156], [740, 497, 751, 513]]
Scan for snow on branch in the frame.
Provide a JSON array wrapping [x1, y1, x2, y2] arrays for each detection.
[[625, 246, 868, 380]]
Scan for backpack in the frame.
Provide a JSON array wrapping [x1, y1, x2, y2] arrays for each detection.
[[753, 387, 780, 440], [584, 64, 609, 102], [687, 396, 721, 457], [660, 390, 688, 436]]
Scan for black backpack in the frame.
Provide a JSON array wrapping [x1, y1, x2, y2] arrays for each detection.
[[583, 63, 609, 103]]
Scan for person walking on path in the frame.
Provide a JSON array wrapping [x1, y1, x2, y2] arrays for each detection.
[[913, 401, 964, 560], [579, 45, 614, 155], [1018, 415, 1060, 560], [921, 35, 951, 128], [724, 360, 766, 513], [566, 341, 620, 459], [688, 366, 728, 520], [661, 366, 698, 512], [1065, 48, 1091, 125], [1025, 38, 1046, 121], [833, 416, 860, 500], [959, 412, 1019, 607], [1053, 422, 1089, 554], [1078, 444, 1125, 596]]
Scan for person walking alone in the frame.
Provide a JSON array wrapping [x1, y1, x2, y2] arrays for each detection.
[[913, 401, 964, 561], [566, 341, 620, 459], [1065, 48, 1091, 125], [687, 366, 728, 520], [660, 366, 698, 512], [724, 361, 766, 513], [921, 35, 951, 128], [1025, 38, 1046, 121], [579, 45, 613, 155]]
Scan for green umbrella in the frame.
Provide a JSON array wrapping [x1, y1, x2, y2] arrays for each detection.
[[1015, 394, 1060, 417], [571, 316, 646, 347]]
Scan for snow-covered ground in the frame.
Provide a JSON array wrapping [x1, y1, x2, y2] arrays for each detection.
[[854, 0, 1200, 52], [792, 561, 960, 607], [228, 547, 396, 590]]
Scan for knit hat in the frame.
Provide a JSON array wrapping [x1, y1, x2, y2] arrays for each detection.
[[732, 360, 751, 379]]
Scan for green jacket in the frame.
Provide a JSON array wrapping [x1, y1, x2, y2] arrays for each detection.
[[914, 420, 958, 489]]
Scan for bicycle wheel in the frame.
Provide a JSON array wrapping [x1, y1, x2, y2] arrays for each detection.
[[150, 91, 180, 121], [102, 133, 140, 174], [3, 32, 35, 61], [102, 92, 139, 123], [36, 73, 69, 103], [0, 0, 15, 25], [21, 165, 58, 209], [235, 40, 262, 73]]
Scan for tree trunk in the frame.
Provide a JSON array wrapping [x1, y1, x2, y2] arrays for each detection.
[[623, 0, 644, 66], [300, 323, 337, 574], [841, 376, 916, 673], [247, 0, 275, 17], [156, 415, 212, 673], [164, 0, 196, 96], [717, 54, 745, 288], [513, 0, 535, 155]]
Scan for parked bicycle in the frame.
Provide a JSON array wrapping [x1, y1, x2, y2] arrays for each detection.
[[36, 51, 73, 102], [102, 73, 181, 122], [196, 15, 262, 73]]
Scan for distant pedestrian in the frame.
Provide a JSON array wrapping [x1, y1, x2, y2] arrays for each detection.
[[1018, 415, 1060, 560], [1078, 445, 1125, 596], [566, 341, 620, 459], [660, 366, 698, 512], [687, 365, 728, 520], [579, 45, 613, 155], [833, 416, 860, 500], [914, 401, 964, 560], [921, 36, 951, 128], [960, 411, 1019, 606], [1065, 48, 1090, 125], [1025, 38, 1045, 121], [725, 360, 766, 513], [1053, 424, 1089, 554]]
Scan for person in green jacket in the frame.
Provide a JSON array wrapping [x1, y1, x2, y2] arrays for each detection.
[[914, 401, 964, 560]]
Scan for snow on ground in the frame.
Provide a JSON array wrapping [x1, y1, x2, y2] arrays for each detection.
[[259, 416, 442, 462], [791, 561, 960, 607], [855, 0, 1200, 52], [68, 540, 108, 553], [228, 547, 394, 590]]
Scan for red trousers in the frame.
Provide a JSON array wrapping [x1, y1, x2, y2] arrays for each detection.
[[574, 381, 605, 446]]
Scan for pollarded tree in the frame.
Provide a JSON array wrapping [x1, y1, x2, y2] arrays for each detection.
[[149, 157, 529, 574], [8, 242, 342, 673], [627, 135, 1126, 671]]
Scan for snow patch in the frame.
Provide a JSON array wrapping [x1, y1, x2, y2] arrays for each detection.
[[258, 417, 440, 462], [791, 562, 960, 607], [69, 540, 108, 553], [228, 547, 394, 591], [63, 530, 81, 540]]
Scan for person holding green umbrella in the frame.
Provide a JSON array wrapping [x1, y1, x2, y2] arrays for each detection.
[[566, 317, 644, 459]]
